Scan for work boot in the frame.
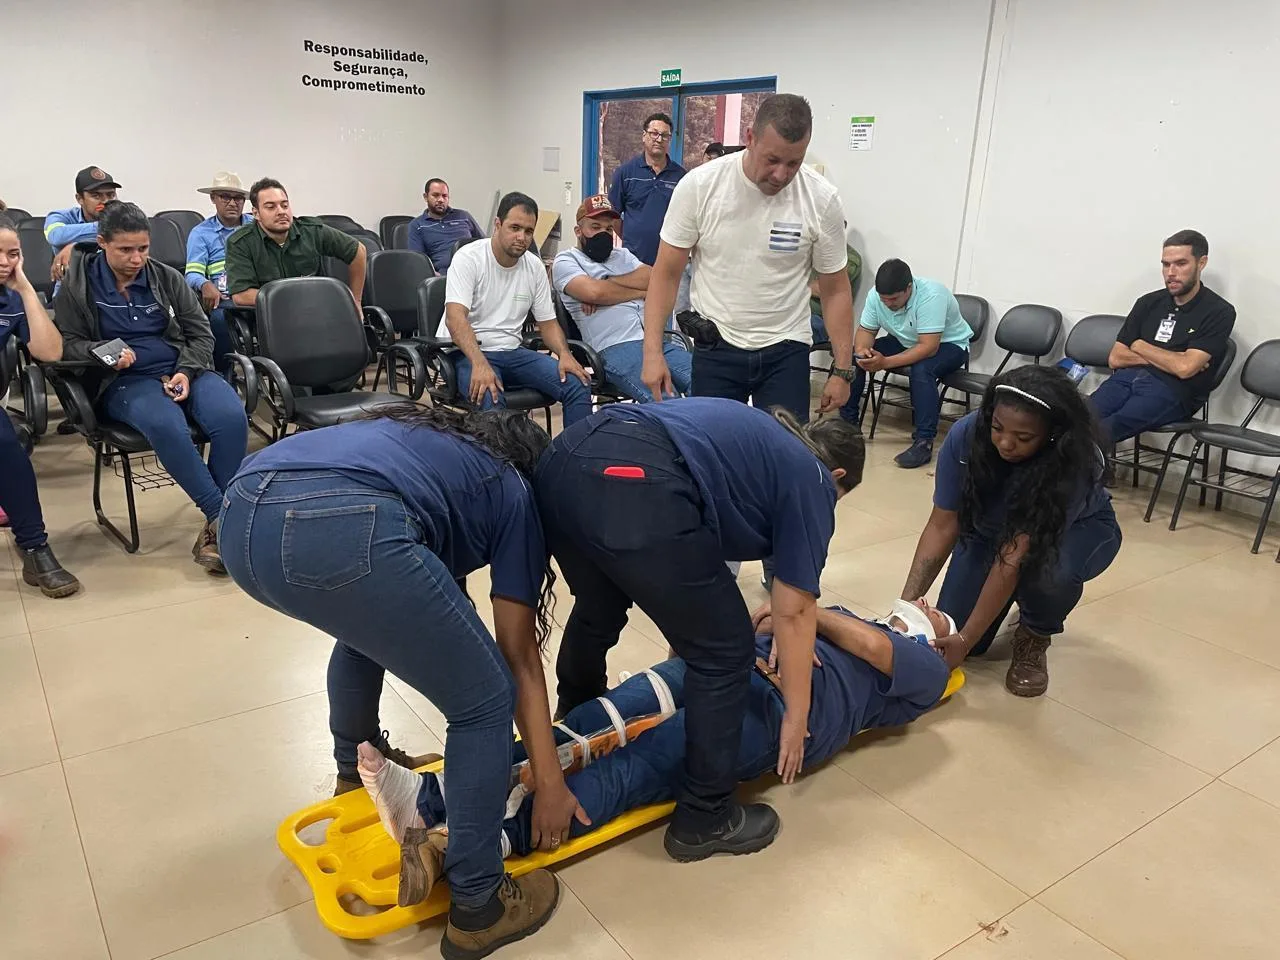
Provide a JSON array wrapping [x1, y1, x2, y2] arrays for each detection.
[[192, 520, 225, 574], [442, 870, 560, 960], [334, 741, 442, 796], [21, 545, 81, 599], [1006, 624, 1052, 697], [663, 802, 780, 863], [895, 439, 934, 469], [398, 827, 448, 907]]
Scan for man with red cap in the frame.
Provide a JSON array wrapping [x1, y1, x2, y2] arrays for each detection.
[[551, 194, 692, 401], [44, 165, 123, 283]]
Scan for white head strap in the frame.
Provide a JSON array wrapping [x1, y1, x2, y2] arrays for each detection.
[[994, 384, 1051, 410]]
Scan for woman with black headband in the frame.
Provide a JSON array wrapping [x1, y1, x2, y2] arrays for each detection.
[[898, 365, 1122, 696]]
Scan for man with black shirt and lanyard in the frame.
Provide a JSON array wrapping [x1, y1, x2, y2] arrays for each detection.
[[1090, 229, 1235, 446]]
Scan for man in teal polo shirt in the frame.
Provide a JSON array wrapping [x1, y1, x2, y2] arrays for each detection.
[[225, 177, 365, 306], [848, 259, 972, 468]]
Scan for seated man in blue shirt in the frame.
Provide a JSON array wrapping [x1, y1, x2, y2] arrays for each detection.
[[45, 165, 122, 285], [357, 599, 955, 902], [185, 172, 254, 376], [552, 195, 692, 401], [849, 259, 973, 469], [440, 192, 592, 425], [608, 112, 685, 266], [0, 214, 81, 597], [406, 178, 485, 273]]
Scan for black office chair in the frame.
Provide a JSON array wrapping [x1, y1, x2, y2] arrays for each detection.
[[1064, 314, 1126, 370], [1166, 340, 1280, 560], [318, 214, 365, 234], [1, 339, 35, 453], [379, 215, 415, 251], [3, 207, 31, 222], [1, 337, 48, 444], [147, 218, 187, 274], [234, 277, 408, 439], [861, 292, 991, 436], [1138, 338, 1239, 520], [402, 276, 554, 429], [938, 303, 1062, 413], [365, 250, 436, 392], [17, 224, 54, 303], [389, 222, 411, 251], [154, 210, 204, 246], [17, 216, 45, 232], [322, 231, 382, 302]]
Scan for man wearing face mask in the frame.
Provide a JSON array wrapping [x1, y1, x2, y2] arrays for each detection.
[[551, 195, 692, 402]]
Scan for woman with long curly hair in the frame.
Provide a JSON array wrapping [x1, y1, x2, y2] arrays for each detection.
[[898, 365, 1122, 697], [218, 404, 576, 959]]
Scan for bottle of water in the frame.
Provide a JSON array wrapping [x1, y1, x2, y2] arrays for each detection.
[[1057, 357, 1088, 384]]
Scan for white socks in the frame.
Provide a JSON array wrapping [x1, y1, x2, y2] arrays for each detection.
[[357, 741, 426, 844]]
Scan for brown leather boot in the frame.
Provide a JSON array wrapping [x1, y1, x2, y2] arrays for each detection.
[[442, 870, 560, 960], [192, 520, 226, 574], [333, 745, 443, 796], [398, 827, 448, 907], [1006, 625, 1051, 697]]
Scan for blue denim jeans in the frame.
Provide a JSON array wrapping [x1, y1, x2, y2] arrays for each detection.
[[208, 306, 233, 377], [849, 335, 968, 440], [691, 338, 811, 423], [413, 659, 784, 855], [102, 373, 249, 522], [1089, 367, 1196, 446], [218, 469, 514, 907], [456, 347, 593, 426], [0, 412, 48, 550], [598, 339, 692, 402], [938, 503, 1123, 654]]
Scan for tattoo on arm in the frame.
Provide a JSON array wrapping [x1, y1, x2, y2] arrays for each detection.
[[902, 554, 946, 601]]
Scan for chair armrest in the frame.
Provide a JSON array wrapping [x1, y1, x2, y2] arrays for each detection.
[[20, 363, 48, 436], [663, 329, 694, 352], [566, 339, 608, 391], [227, 353, 259, 415], [42, 364, 99, 435], [224, 306, 257, 354], [363, 305, 396, 350], [250, 356, 296, 420], [414, 343, 459, 404], [384, 341, 427, 400]]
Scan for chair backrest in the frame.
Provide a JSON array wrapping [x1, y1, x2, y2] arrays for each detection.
[[1064, 314, 1126, 369], [318, 214, 364, 234], [0, 336, 17, 395], [954, 294, 991, 342], [17, 216, 44, 232], [379, 215, 414, 251], [366, 249, 436, 335], [3, 208, 31, 222], [390, 221, 411, 250], [1239, 339, 1280, 402], [552, 290, 584, 341], [146, 217, 187, 274], [1209, 337, 1239, 394], [256, 277, 370, 387], [153, 209, 204, 245], [322, 232, 383, 298], [17, 225, 54, 300], [993, 303, 1062, 361], [415, 275, 448, 338]]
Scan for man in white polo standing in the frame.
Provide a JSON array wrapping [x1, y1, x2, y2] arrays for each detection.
[[640, 93, 856, 421]]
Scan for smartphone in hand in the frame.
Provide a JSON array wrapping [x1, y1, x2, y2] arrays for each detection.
[[91, 338, 130, 368]]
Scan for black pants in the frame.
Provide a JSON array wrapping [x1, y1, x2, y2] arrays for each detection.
[[691, 338, 811, 423], [0, 412, 48, 550], [534, 414, 755, 832]]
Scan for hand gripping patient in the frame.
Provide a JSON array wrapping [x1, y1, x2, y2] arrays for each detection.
[[358, 600, 957, 907]]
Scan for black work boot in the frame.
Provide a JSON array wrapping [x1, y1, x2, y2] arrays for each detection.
[[22, 545, 82, 599], [663, 802, 780, 862]]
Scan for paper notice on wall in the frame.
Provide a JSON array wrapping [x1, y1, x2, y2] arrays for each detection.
[[849, 116, 875, 151]]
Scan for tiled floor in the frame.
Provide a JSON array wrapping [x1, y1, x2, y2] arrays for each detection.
[[4, 409, 1280, 960]]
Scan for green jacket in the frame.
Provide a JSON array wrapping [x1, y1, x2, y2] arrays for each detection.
[[811, 244, 862, 317]]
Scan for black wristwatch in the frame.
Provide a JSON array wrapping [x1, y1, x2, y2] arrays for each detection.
[[828, 363, 856, 383]]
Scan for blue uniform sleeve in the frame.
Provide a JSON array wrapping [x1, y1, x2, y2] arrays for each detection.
[[932, 416, 973, 512], [44, 212, 97, 250], [487, 471, 547, 607], [184, 227, 210, 290], [871, 633, 951, 727], [407, 218, 428, 256], [770, 474, 837, 597], [608, 165, 623, 212], [466, 213, 485, 240]]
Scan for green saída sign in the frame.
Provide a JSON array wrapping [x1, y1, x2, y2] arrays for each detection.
[[660, 68, 682, 88]]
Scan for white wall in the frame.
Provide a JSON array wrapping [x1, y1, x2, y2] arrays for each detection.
[[494, 0, 996, 297], [2, 0, 501, 230]]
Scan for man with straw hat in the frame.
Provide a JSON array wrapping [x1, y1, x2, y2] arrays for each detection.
[[186, 172, 252, 374]]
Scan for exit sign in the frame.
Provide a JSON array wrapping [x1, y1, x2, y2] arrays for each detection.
[[660, 68, 681, 87]]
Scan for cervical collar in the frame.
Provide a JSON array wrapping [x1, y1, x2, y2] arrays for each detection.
[[884, 598, 957, 642]]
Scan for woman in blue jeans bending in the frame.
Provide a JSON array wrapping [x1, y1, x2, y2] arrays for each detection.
[[54, 201, 248, 572], [899, 364, 1123, 698], [218, 405, 582, 960]]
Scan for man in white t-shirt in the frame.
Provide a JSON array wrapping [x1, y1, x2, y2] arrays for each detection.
[[640, 94, 857, 422], [441, 192, 592, 425], [552, 194, 692, 402]]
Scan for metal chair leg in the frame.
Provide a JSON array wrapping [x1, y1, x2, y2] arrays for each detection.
[[1168, 441, 1203, 532], [1131, 433, 1141, 486], [1252, 470, 1280, 555], [1143, 433, 1181, 522], [868, 374, 888, 439], [1214, 448, 1228, 511], [93, 443, 141, 553]]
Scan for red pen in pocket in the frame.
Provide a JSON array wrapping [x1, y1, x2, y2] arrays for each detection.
[[603, 466, 646, 479]]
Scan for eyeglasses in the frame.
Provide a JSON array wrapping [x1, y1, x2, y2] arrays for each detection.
[[212, 193, 245, 203], [645, 130, 672, 142]]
